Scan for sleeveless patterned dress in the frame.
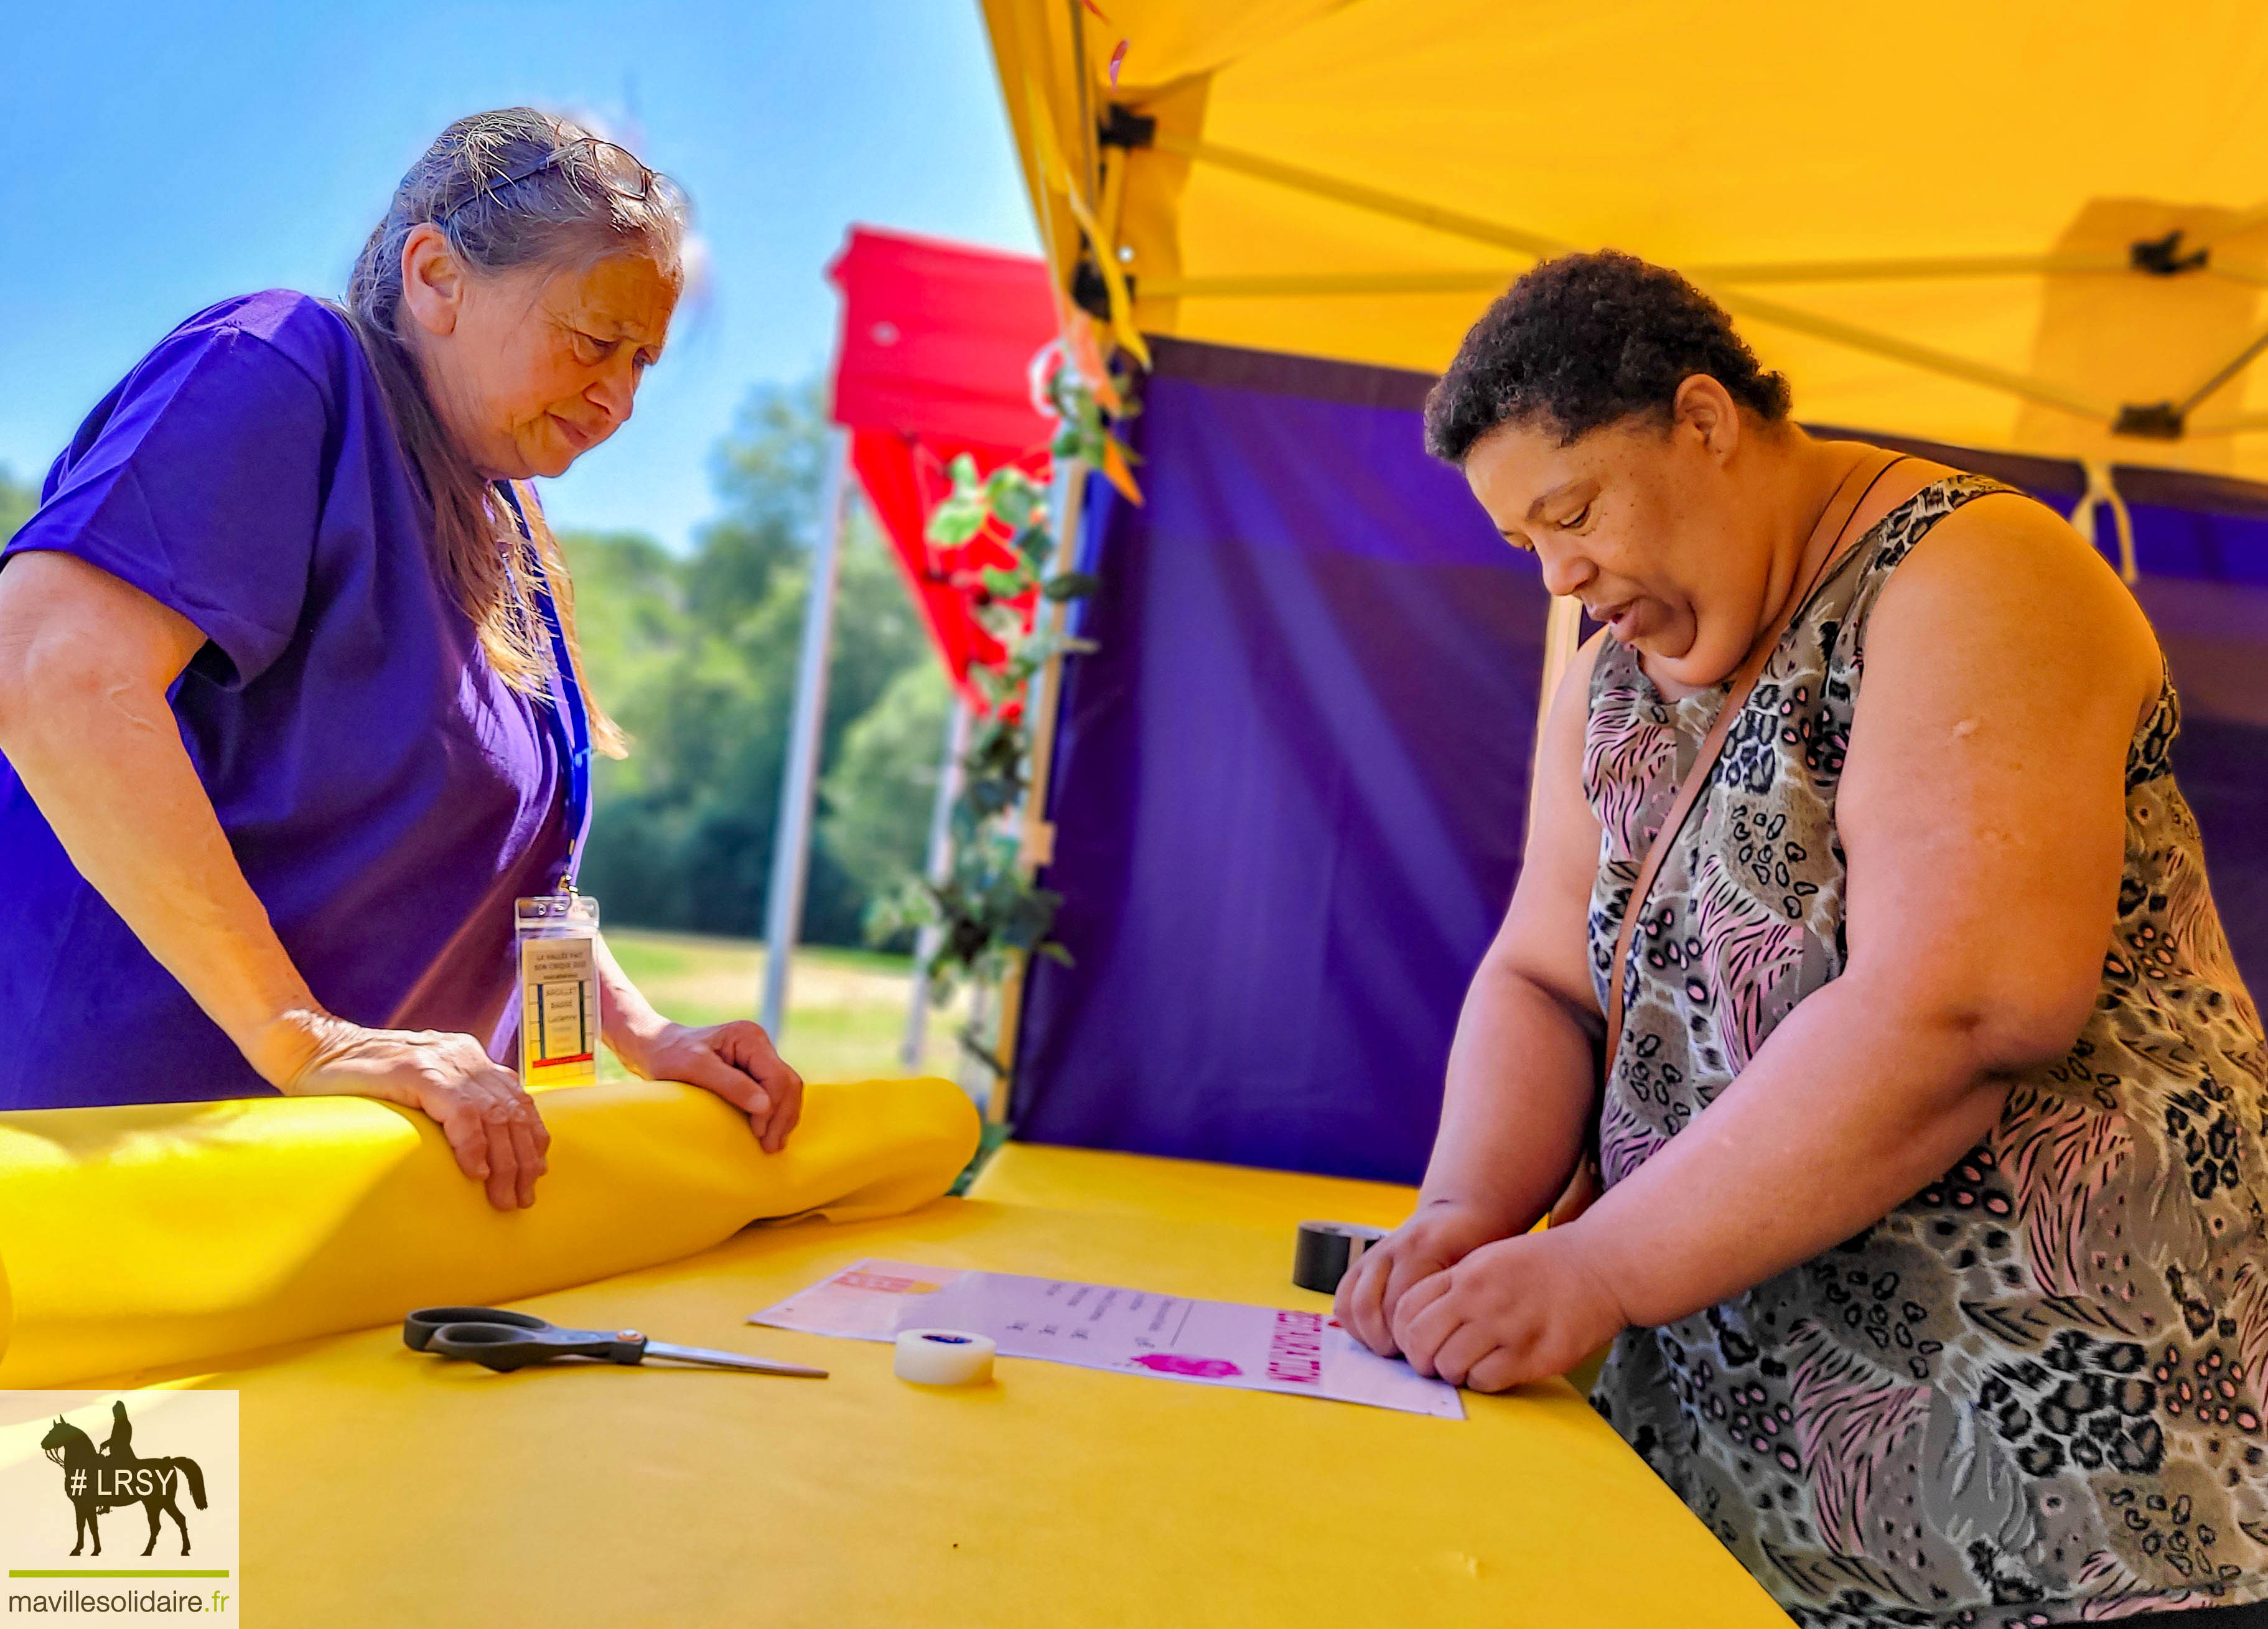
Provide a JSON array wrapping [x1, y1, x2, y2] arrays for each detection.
[[1583, 475, 2268, 1627]]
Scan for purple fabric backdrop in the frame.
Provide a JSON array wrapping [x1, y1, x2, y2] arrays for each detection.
[[1013, 342, 1551, 1182], [1015, 345, 2268, 1183], [2126, 536, 2268, 987]]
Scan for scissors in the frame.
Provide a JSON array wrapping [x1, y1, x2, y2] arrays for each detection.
[[403, 1306, 827, 1378]]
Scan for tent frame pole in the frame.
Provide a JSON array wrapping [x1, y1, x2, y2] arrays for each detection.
[[758, 427, 853, 1040], [902, 695, 973, 1070], [984, 454, 1088, 1124], [2185, 205, 2268, 254], [1533, 596, 1585, 780], [983, 91, 1128, 1124], [1706, 286, 2115, 421], [1143, 253, 2131, 301], [2186, 410, 2268, 437], [1151, 131, 1568, 259], [2171, 320, 2268, 420], [1147, 133, 2126, 423]]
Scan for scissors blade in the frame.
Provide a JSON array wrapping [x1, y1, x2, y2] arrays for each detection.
[[642, 1340, 828, 1378]]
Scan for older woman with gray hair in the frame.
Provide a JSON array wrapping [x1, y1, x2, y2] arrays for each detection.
[[0, 109, 803, 1207]]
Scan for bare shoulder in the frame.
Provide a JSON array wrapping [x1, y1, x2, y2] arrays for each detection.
[[1866, 483, 2160, 723], [1500, 620, 1611, 1007]]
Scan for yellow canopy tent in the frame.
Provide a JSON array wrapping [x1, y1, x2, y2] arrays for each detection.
[[966, 0, 2268, 1161], [970, 1, 2268, 1156], [982, 0, 2268, 483]]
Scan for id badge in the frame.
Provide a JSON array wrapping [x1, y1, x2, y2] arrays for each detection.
[[516, 894, 600, 1088]]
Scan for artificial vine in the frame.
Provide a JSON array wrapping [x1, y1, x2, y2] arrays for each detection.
[[876, 358, 1137, 1079]]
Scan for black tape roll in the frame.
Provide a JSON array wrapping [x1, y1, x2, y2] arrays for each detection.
[[1292, 1220, 1389, 1295]]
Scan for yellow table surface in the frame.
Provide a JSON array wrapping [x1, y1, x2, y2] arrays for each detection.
[[155, 1170, 1786, 1628], [967, 1141, 1421, 1233]]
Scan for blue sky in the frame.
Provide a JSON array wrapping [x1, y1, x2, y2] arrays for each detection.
[[0, 1, 1039, 553]]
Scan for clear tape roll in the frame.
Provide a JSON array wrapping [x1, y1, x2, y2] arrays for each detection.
[[894, 1328, 996, 1385]]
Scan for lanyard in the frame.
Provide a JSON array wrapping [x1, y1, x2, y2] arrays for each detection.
[[495, 482, 593, 894]]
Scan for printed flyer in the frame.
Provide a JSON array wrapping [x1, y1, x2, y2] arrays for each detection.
[[750, 1259, 1465, 1420]]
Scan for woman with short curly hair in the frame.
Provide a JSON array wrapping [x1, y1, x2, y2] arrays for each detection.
[[1339, 250, 2268, 1626]]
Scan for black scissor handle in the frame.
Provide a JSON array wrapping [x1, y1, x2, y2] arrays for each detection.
[[425, 1320, 650, 1373], [403, 1305, 548, 1353]]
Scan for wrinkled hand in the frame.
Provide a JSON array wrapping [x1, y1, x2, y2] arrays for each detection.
[[277, 1017, 548, 1211], [1335, 1201, 1507, 1358], [1388, 1228, 1628, 1393], [623, 1020, 804, 1153]]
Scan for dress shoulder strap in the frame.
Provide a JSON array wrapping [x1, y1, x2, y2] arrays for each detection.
[[1598, 452, 1908, 1093]]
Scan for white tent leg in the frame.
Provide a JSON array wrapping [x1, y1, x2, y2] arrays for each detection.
[[902, 695, 972, 1070], [1533, 595, 1585, 777], [758, 429, 852, 1040], [2070, 460, 2139, 585]]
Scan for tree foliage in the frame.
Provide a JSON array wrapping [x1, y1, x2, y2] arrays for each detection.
[[561, 380, 943, 946], [872, 353, 1134, 1078], [0, 465, 37, 544], [872, 454, 1090, 1018], [821, 659, 953, 917]]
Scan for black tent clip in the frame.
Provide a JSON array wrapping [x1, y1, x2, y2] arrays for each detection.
[[2130, 230, 2209, 277], [2112, 401, 2186, 440]]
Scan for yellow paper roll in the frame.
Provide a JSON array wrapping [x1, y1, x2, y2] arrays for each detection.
[[0, 1076, 978, 1388]]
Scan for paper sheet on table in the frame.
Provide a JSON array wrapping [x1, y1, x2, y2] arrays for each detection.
[[749, 1258, 1463, 1419]]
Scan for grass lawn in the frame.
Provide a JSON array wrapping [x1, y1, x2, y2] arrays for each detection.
[[602, 927, 973, 1091]]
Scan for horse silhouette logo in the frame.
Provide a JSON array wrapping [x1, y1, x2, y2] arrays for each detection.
[[38, 1402, 207, 1557]]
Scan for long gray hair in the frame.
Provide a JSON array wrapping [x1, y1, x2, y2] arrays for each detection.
[[343, 108, 687, 754]]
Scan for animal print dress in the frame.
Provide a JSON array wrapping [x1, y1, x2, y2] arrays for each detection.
[[1584, 475, 2268, 1627]]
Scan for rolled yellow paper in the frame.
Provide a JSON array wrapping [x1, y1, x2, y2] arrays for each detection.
[[0, 1076, 978, 1388]]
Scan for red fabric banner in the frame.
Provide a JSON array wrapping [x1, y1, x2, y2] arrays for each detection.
[[826, 227, 1058, 704]]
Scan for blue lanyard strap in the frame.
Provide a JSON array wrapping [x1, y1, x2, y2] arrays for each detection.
[[496, 482, 593, 894]]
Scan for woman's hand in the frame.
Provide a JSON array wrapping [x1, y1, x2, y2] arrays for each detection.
[[592, 936, 805, 1153], [1335, 1200, 1509, 1358], [1388, 1226, 1630, 1393], [616, 1020, 805, 1154], [268, 1014, 549, 1211]]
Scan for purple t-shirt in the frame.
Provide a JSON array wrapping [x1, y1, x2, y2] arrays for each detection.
[[0, 291, 569, 1108]]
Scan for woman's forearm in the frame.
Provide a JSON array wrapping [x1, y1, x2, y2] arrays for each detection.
[[0, 590, 326, 1085], [1566, 974, 2014, 1328], [1416, 632, 1612, 1241], [1336, 945, 1600, 1358], [594, 934, 668, 1067], [1419, 955, 1598, 1235]]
